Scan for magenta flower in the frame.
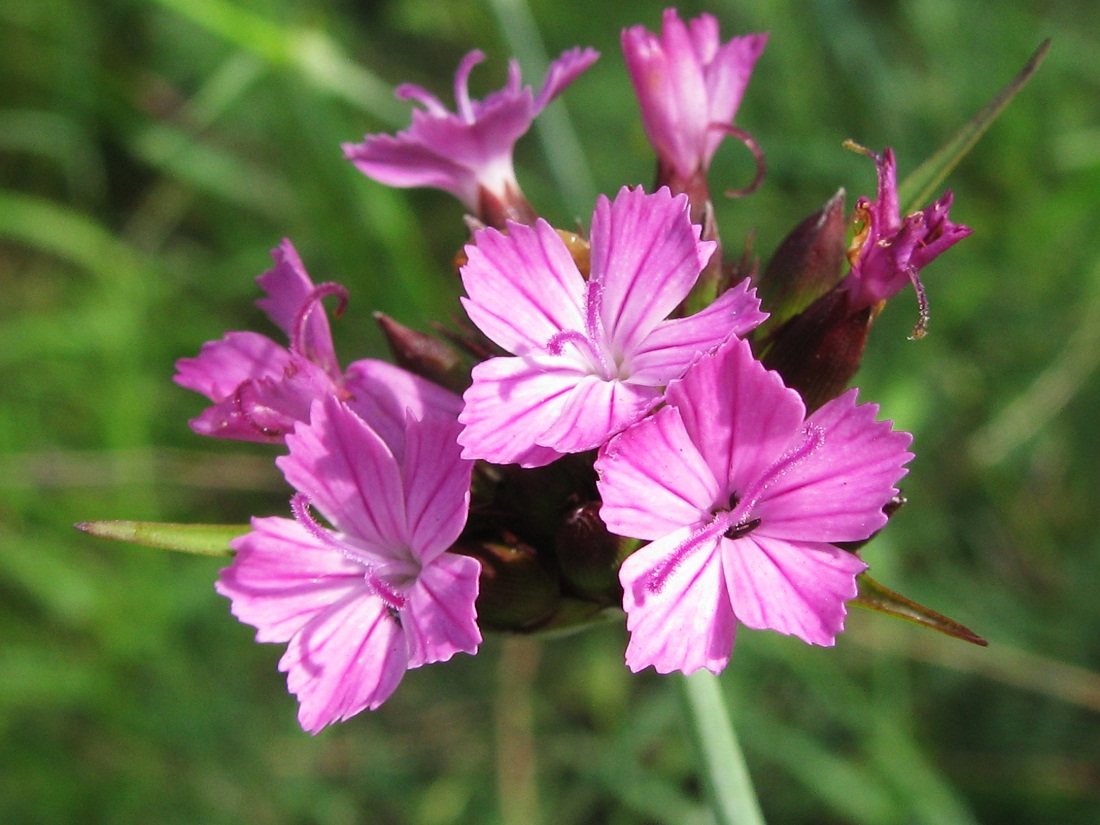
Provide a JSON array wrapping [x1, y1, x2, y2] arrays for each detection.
[[596, 336, 912, 675], [622, 9, 767, 184], [174, 239, 461, 445], [343, 47, 598, 220], [456, 185, 767, 468], [844, 148, 972, 336], [217, 396, 481, 732]]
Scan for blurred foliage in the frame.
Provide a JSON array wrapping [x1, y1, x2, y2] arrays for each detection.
[[2, 0, 1100, 823]]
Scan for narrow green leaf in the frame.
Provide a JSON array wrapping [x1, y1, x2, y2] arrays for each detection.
[[853, 574, 988, 647], [74, 520, 247, 556], [897, 39, 1050, 214]]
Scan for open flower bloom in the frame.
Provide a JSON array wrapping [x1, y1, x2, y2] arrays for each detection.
[[343, 47, 598, 220], [174, 239, 461, 445], [622, 9, 767, 183], [597, 336, 913, 675], [457, 185, 767, 468], [844, 148, 972, 336], [217, 396, 481, 732]]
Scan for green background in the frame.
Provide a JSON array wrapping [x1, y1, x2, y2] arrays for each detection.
[[3, 0, 1099, 822]]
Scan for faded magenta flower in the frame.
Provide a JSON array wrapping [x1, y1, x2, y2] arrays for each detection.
[[597, 336, 912, 675], [217, 396, 481, 733], [622, 9, 767, 185], [343, 47, 598, 223], [457, 185, 766, 468], [174, 239, 461, 445], [844, 147, 972, 337]]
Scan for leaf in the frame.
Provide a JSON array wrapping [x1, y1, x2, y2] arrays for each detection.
[[896, 39, 1050, 214], [74, 520, 248, 557], [852, 574, 988, 646]]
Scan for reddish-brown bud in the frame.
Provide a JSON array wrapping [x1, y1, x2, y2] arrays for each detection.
[[555, 502, 627, 603], [457, 540, 561, 632], [754, 189, 847, 343], [374, 312, 471, 394]]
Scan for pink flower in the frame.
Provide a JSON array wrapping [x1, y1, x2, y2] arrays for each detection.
[[622, 9, 767, 182], [844, 148, 972, 337], [596, 336, 912, 675], [456, 186, 767, 468], [174, 239, 461, 446], [343, 48, 598, 219], [217, 396, 481, 732]]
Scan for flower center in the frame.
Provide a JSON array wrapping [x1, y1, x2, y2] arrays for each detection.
[[543, 279, 620, 380]]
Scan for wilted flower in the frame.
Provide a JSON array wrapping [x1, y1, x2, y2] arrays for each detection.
[[844, 147, 972, 337], [217, 396, 481, 732], [174, 239, 461, 445], [344, 47, 598, 225], [622, 9, 767, 189], [457, 186, 766, 468], [597, 336, 912, 675]]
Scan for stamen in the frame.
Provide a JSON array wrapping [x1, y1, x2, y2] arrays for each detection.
[[906, 265, 930, 340], [714, 124, 766, 198], [291, 282, 349, 362], [453, 51, 485, 122], [646, 518, 726, 595], [290, 493, 407, 611], [730, 423, 826, 521]]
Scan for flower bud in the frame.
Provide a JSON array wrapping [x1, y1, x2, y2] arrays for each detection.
[[555, 502, 628, 602], [760, 286, 871, 413], [754, 189, 847, 342], [457, 540, 561, 632], [374, 312, 472, 394]]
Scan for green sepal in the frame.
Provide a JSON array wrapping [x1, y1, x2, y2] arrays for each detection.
[[75, 520, 248, 556], [853, 573, 987, 647], [896, 39, 1050, 214]]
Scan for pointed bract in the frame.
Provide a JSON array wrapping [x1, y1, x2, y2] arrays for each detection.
[[217, 397, 480, 732], [598, 336, 912, 674], [457, 186, 766, 467]]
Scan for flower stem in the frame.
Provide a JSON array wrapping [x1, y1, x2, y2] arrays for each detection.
[[677, 670, 766, 825]]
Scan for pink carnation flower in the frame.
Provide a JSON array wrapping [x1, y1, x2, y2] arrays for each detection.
[[174, 239, 461, 447], [597, 336, 913, 675], [622, 9, 767, 182], [457, 186, 766, 468], [217, 396, 481, 732], [343, 47, 598, 219], [844, 148, 972, 336]]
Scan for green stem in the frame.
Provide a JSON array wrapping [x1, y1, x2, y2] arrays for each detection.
[[677, 670, 766, 825]]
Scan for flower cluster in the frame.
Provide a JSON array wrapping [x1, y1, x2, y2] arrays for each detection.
[[178, 9, 968, 731]]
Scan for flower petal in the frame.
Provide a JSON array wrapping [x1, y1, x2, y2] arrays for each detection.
[[627, 279, 765, 384], [460, 219, 587, 355], [754, 389, 913, 542], [590, 187, 715, 355], [457, 355, 576, 467], [218, 516, 366, 644], [597, 406, 719, 540], [174, 331, 288, 401], [722, 534, 866, 646], [400, 413, 472, 562], [537, 373, 659, 454], [620, 529, 736, 674], [343, 358, 463, 459], [403, 553, 482, 669], [281, 592, 407, 733], [666, 336, 804, 494], [278, 396, 408, 549]]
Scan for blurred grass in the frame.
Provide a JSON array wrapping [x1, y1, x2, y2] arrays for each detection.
[[2, 0, 1099, 823]]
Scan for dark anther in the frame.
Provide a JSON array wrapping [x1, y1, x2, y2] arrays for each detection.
[[724, 518, 761, 540]]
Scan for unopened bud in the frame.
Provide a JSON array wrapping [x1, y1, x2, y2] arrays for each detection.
[[458, 540, 561, 632], [761, 286, 871, 413], [374, 312, 471, 394], [754, 189, 847, 343], [555, 502, 627, 603]]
